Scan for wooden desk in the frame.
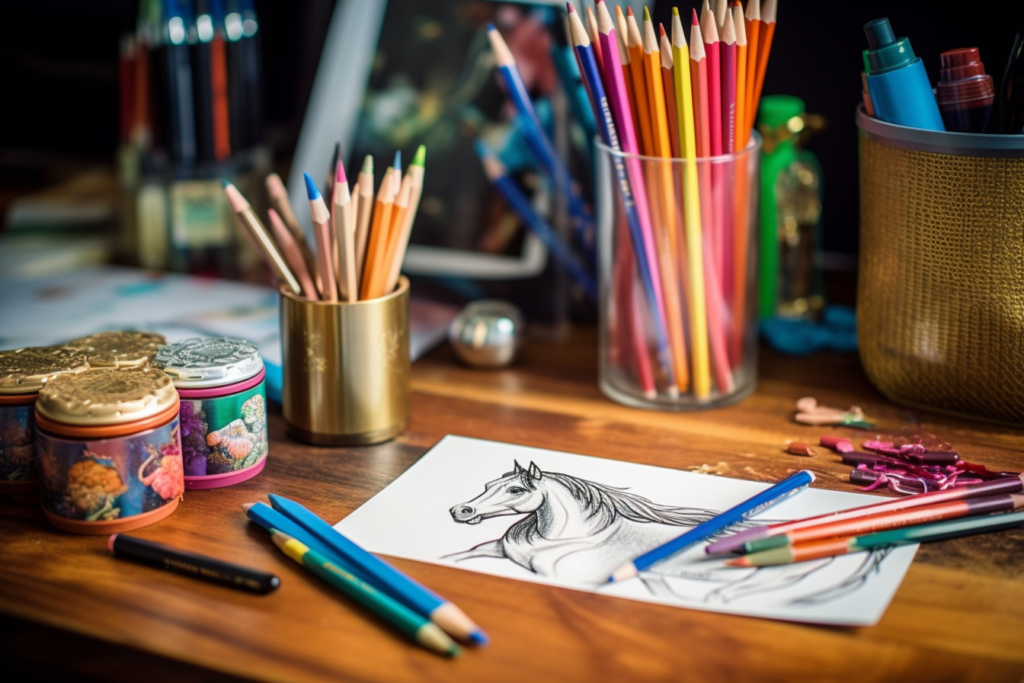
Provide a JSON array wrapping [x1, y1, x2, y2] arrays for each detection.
[[2, 331, 1024, 682]]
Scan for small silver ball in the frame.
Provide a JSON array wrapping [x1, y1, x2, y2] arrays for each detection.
[[448, 300, 524, 368]]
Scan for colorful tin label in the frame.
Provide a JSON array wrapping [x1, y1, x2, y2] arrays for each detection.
[[180, 384, 267, 478], [38, 418, 183, 523], [0, 404, 36, 484]]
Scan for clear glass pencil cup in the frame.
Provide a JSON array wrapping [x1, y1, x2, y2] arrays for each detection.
[[595, 135, 761, 410]]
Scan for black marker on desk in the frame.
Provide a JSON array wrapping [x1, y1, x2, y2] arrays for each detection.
[[109, 534, 280, 594]]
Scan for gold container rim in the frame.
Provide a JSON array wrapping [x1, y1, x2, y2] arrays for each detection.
[[278, 275, 409, 307]]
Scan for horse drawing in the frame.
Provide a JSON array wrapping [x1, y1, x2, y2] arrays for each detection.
[[444, 461, 889, 604]]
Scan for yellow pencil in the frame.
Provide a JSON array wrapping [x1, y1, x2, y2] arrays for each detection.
[[671, 8, 711, 399]]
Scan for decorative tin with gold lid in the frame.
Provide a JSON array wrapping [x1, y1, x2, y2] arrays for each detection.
[[0, 347, 89, 494], [35, 367, 184, 534], [65, 331, 168, 368]]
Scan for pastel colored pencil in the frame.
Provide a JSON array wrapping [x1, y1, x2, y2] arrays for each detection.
[[354, 155, 375, 288], [332, 162, 358, 302], [607, 470, 815, 582], [266, 172, 320, 291], [591, 0, 679, 395], [476, 142, 597, 300], [658, 26, 680, 159], [223, 180, 302, 295], [359, 167, 395, 301], [325, 141, 340, 200], [269, 530, 460, 657], [642, 7, 689, 394], [728, 510, 1024, 568], [742, 493, 1024, 556], [751, 0, 776, 133], [706, 473, 1024, 556], [267, 494, 488, 645], [303, 172, 338, 302], [744, 0, 762, 137], [670, 7, 712, 399], [384, 145, 426, 295], [267, 208, 319, 300]]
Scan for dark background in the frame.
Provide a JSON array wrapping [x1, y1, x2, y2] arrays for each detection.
[[0, 0, 1017, 260]]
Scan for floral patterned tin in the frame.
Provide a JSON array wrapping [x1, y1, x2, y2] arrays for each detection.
[[35, 367, 184, 534], [0, 347, 89, 494], [66, 331, 167, 368], [153, 338, 268, 490]]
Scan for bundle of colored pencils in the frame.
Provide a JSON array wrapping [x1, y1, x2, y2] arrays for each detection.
[[222, 145, 426, 302], [566, 0, 776, 402]]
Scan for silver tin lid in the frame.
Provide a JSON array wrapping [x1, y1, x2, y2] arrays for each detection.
[[152, 337, 264, 388]]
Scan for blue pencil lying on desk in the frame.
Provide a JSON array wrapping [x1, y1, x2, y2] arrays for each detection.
[[267, 494, 489, 645], [606, 470, 816, 583], [475, 140, 598, 300]]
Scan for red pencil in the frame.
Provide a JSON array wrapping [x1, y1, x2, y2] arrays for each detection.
[[701, 5, 722, 158], [719, 9, 737, 156]]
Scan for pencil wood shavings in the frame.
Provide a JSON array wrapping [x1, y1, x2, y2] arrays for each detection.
[[785, 441, 816, 457], [819, 435, 854, 453]]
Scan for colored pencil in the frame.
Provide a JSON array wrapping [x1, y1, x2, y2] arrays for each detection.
[[210, 7, 230, 160], [751, 0, 776, 133], [268, 530, 460, 657], [332, 161, 358, 302], [367, 174, 412, 300], [223, 180, 301, 295], [659, 26, 680, 159], [590, 0, 679, 395], [476, 141, 597, 300], [741, 493, 1024, 555], [585, 6, 604, 77], [607, 470, 815, 582], [354, 155, 375, 288], [267, 494, 489, 645], [720, 9, 737, 157], [732, 2, 748, 153], [729, 0, 751, 368], [244, 502, 366, 576], [325, 141, 340, 200], [384, 145, 426, 295], [303, 172, 338, 302], [744, 0, 762, 139], [642, 8, 690, 394], [701, 6, 722, 158], [359, 167, 396, 301], [614, 5, 641, 137], [715, 0, 729, 31], [109, 533, 280, 594], [707, 473, 1024, 555], [267, 208, 319, 300], [624, 8, 655, 155], [728, 510, 1024, 567], [266, 173, 319, 290]]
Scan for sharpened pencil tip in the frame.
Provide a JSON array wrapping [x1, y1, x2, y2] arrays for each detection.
[[221, 178, 231, 188], [672, 6, 679, 16], [393, 150, 401, 171], [626, 6, 633, 16], [692, 8, 699, 24], [642, 5, 650, 20], [335, 161, 346, 185], [361, 154, 373, 175], [566, 3, 574, 14], [107, 534, 117, 552], [487, 22, 495, 32], [412, 144, 426, 167], [302, 172, 320, 200], [241, 502, 255, 512], [468, 630, 490, 646]]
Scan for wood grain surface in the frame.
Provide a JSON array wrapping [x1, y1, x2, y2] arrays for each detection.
[[2, 330, 1023, 683]]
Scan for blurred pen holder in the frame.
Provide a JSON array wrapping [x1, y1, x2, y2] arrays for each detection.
[[280, 278, 410, 445], [595, 138, 760, 410], [857, 108, 1024, 424]]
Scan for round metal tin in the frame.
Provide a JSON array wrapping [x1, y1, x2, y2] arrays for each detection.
[[36, 367, 179, 427], [0, 347, 89, 395], [66, 331, 168, 368], [152, 337, 264, 389]]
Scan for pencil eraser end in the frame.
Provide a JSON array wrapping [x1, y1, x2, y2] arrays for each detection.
[[302, 172, 320, 200], [107, 534, 117, 552]]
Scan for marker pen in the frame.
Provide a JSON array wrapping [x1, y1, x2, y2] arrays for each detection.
[[863, 18, 945, 131], [936, 48, 995, 133]]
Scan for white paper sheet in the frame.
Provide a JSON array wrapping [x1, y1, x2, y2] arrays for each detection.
[[335, 435, 918, 626]]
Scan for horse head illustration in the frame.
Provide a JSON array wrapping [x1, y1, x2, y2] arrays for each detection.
[[450, 461, 544, 525]]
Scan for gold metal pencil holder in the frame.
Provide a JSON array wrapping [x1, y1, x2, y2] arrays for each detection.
[[280, 277, 410, 445], [856, 108, 1024, 425]]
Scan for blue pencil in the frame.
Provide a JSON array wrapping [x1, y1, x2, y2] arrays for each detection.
[[487, 24, 594, 256], [566, 6, 678, 392], [268, 494, 488, 645], [606, 470, 816, 583], [244, 502, 365, 575], [475, 140, 597, 300]]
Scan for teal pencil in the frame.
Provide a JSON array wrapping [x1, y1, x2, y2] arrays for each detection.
[[269, 530, 460, 657], [728, 509, 1024, 567]]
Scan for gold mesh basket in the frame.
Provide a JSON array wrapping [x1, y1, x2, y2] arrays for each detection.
[[857, 109, 1024, 425]]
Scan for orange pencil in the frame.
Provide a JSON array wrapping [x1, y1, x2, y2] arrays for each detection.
[[732, 1, 748, 151], [751, 0, 777, 134], [642, 7, 690, 394], [730, 1, 751, 367], [659, 25, 680, 158], [371, 175, 412, 300], [384, 145, 426, 295], [625, 7, 655, 156], [359, 167, 396, 301]]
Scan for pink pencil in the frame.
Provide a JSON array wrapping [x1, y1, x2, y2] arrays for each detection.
[[267, 208, 319, 300], [719, 9, 737, 308], [595, 0, 674, 395]]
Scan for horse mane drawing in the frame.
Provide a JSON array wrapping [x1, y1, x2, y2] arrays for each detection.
[[444, 460, 890, 605]]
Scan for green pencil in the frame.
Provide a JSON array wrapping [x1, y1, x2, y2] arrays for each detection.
[[269, 529, 460, 657], [728, 510, 1024, 567]]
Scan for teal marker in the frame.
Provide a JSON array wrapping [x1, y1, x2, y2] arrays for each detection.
[[863, 18, 945, 131]]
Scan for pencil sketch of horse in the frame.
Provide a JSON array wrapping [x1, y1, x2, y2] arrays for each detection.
[[443, 461, 890, 604]]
